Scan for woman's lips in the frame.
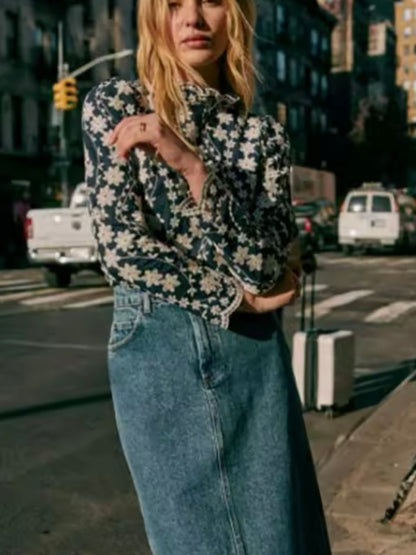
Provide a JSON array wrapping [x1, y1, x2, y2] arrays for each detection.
[[183, 37, 211, 48]]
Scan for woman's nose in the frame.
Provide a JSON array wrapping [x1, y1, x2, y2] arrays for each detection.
[[183, 1, 204, 27]]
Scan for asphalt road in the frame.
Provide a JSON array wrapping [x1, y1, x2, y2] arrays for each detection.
[[1, 252, 415, 554]]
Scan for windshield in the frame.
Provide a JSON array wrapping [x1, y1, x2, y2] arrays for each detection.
[[347, 195, 367, 213]]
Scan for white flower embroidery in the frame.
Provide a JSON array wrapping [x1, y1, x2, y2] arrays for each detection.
[[97, 185, 116, 207], [82, 77, 295, 327], [115, 230, 134, 250], [119, 263, 140, 282]]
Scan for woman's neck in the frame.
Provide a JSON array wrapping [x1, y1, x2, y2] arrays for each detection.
[[196, 63, 221, 90]]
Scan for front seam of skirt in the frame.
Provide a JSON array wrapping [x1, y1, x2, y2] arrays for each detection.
[[188, 312, 246, 555]]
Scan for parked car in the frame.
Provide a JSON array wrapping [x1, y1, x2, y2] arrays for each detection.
[[338, 183, 416, 254], [293, 199, 338, 252], [25, 183, 99, 287]]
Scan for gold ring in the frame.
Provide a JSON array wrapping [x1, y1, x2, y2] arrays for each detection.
[[139, 122, 146, 132]]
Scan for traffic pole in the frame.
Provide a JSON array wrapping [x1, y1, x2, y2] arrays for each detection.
[[57, 21, 70, 207]]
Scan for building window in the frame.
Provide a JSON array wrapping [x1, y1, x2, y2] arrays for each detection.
[[412, 81, 416, 92], [404, 65, 410, 74], [414, 44, 416, 54], [11, 96, 23, 150], [311, 70, 319, 96], [289, 106, 298, 131], [109, 0, 116, 19], [49, 29, 57, 59], [321, 112, 328, 132], [289, 59, 298, 87], [289, 16, 297, 40], [321, 35, 329, 56], [5, 11, 20, 60], [404, 9, 412, 21], [404, 45, 410, 55], [276, 51, 286, 81], [38, 101, 48, 153], [276, 4, 286, 35], [311, 108, 319, 130], [321, 74, 328, 98], [34, 22, 46, 65], [404, 26, 412, 37], [311, 29, 319, 57], [404, 81, 411, 90]]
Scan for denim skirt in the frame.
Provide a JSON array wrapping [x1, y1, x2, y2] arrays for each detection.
[[108, 284, 331, 555]]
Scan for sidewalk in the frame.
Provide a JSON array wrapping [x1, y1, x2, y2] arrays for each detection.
[[318, 370, 416, 554]]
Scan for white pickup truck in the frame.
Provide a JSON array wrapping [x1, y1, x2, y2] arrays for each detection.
[[26, 183, 100, 287]]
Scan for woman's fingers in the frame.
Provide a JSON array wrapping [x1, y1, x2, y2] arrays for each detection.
[[108, 117, 155, 158], [108, 115, 154, 147]]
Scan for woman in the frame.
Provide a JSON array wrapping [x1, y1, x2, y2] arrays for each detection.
[[82, 0, 331, 553]]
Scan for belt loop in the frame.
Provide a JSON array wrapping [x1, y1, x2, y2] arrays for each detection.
[[142, 292, 151, 315]]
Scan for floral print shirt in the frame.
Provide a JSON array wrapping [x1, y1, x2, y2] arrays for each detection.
[[82, 77, 297, 328]]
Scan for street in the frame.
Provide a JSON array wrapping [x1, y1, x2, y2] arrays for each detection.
[[1, 253, 415, 554]]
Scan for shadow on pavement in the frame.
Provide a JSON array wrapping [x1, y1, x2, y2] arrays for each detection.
[[351, 358, 416, 411], [0, 391, 111, 421]]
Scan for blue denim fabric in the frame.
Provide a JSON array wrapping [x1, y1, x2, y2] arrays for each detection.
[[108, 284, 331, 555]]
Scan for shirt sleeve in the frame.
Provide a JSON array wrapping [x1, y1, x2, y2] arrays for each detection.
[[181, 116, 298, 295], [81, 79, 243, 329]]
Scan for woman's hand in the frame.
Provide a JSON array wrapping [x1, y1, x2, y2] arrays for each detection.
[[108, 114, 207, 201], [108, 114, 203, 176], [238, 267, 301, 313]]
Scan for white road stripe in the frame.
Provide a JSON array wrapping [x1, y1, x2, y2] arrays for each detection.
[[303, 284, 328, 293], [0, 288, 58, 303], [0, 283, 47, 294], [389, 259, 414, 267], [364, 301, 416, 324], [297, 290, 374, 318], [65, 295, 113, 309], [21, 287, 107, 306], [0, 279, 38, 287], [320, 257, 350, 265]]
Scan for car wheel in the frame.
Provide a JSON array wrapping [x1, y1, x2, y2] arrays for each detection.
[[342, 245, 353, 256], [44, 268, 72, 288]]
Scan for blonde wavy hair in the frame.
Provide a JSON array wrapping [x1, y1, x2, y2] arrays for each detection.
[[136, 0, 256, 138]]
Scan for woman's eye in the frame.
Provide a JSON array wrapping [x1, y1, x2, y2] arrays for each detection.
[[168, 1, 180, 8]]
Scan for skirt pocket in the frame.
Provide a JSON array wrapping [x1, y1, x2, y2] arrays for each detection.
[[108, 305, 144, 352]]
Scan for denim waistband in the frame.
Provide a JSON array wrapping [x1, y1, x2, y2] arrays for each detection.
[[113, 284, 166, 311]]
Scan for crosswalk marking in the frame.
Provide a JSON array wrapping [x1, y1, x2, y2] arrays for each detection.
[[320, 256, 414, 267], [297, 290, 374, 319], [364, 301, 416, 324], [0, 283, 46, 294], [0, 279, 37, 287], [389, 259, 416, 267], [21, 287, 107, 306], [65, 295, 114, 309], [0, 288, 58, 303], [303, 284, 328, 293]]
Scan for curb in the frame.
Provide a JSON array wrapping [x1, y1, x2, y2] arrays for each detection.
[[318, 365, 416, 510]]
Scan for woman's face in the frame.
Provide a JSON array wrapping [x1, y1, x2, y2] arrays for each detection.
[[168, 0, 228, 73]]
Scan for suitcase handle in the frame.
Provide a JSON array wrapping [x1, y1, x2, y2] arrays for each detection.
[[300, 248, 317, 332]]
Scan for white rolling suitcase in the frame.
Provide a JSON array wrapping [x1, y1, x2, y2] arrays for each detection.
[[291, 251, 355, 414], [292, 329, 354, 413]]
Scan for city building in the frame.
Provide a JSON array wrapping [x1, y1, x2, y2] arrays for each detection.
[[0, 0, 137, 266], [395, 0, 416, 134], [255, 0, 336, 169], [0, 0, 137, 206], [317, 0, 371, 136]]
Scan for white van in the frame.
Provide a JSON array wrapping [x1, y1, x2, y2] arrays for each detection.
[[338, 184, 411, 254]]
